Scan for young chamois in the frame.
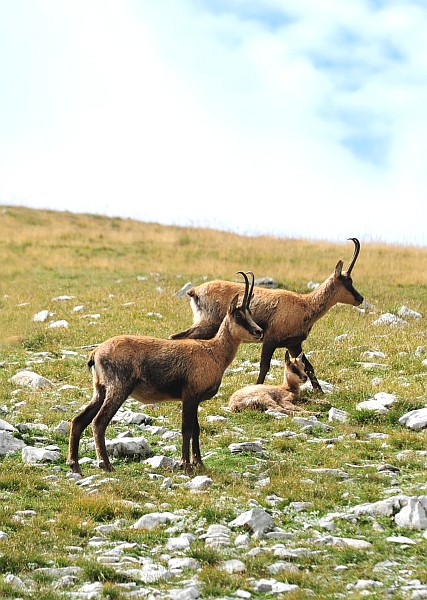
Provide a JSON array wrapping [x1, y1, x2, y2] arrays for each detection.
[[171, 238, 363, 392], [228, 351, 311, 415], [67, 272, 263, 475]]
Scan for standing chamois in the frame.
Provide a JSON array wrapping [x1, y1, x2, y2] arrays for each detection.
[[171, 238, 363, 392], [67, 272, 263, 475], [228, 351, 310, 415]]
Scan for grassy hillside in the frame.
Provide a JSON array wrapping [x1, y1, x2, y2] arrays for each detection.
[[1, 205, 427, 599]]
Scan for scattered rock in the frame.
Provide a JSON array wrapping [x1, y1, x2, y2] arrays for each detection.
[[9, 370, 53, 390], [132, 512, 178, 530], [228, 441, 263, 454], [0, 418, 17, 432], [372, 313, 408, 327], [229, 507, 275, 536], [175, 282, 193, 298], [328, 407, 348, 422], [399, 408, 427, 431], [48, 320, 69, 329], [398, 306, 422, 319], [0, 431, 27, 455], [22, 447, 60, 464]]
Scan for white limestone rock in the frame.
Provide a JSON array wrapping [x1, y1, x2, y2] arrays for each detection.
[[312, 535, 372, 549], [229, 507, 275, 536], [168, 557, 200, 571], [0, 431, 27, 455], [398, 305, 422, 319], [132, 511, 178, 530], [175, 282, 193, 298], [200, 524, 231, 548], [9, 370, 53, 390], [144, 455, 179, 470], [22, 447, 60, 464], [399, 408, 427, 430], [253, 578, 298, 594], [0, 418, 17, 432], [394, 497, 427, 530], [356, 399, 389, 414], [372, 313, 408, 327], [48, 320, 69, 329], [219, 559, 246, 574], [228, 441, 263, 454], [328, 407, 348, 423], [33, 309, 51, 322], [184, 475, 213, 490], [86, 436, 151, 458]]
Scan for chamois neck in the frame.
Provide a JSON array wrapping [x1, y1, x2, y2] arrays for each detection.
[[304, 274, 339, 321], [282, 374, 300, 394], [208, 316, 242, 368]]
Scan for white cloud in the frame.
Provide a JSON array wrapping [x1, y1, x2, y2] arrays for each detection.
[[1, 0, 427, 244]]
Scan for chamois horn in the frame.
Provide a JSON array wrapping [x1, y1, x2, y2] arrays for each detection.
[[345, 238, 360, 275], [236, 271, 254, 309]]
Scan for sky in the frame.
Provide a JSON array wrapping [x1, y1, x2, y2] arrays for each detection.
[[1, 0, 427, 246]]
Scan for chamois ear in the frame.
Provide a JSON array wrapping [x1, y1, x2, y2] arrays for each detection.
[[334, 260, 343, 278], [229, 293, 240, 313], [285, 350, 291, 365], [297, 352, 304, 360]]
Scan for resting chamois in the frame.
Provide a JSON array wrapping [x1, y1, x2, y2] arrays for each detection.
[[171, 238, 363, 392], [67, 272, 263, 475], [228, 351, 310, 415]]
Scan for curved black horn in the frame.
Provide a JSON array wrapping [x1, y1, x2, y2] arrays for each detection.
[[346, 238, 360, 274], [237, 271, 250, 307], [246, 271, 255, 307]]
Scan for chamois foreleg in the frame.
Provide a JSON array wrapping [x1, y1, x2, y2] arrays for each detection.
[[67, 386, 106, 475], [301, 355, 322, 392], [287, 344, 323, 393], [92, 384, 132, 472], [257, 340, 277, 384], [181, 398, 202, 473]]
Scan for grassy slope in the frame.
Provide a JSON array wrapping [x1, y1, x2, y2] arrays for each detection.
[[1, 205, 427, 599]]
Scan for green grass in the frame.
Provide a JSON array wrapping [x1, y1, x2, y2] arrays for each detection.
[[1, 205, 427, 598]]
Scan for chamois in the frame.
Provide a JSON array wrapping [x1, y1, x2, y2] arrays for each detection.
[[228, 351, 310, 415], [171, 238, 363, 392], [67, 272, 263, 475]]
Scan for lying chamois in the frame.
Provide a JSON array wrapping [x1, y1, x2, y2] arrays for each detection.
[[171, 238, 363, 392], [67, 272, 263, 475], [228, 351, 310, 415]]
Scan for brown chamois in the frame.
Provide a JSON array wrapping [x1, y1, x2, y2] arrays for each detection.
[[228, 351, 311, 415], [171, 238, 363, 392], [67, 272, 263, 475]]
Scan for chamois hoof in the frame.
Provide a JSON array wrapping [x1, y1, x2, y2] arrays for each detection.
[[98, 460, 115, 472], [180, 461, 194, 474], [66, 459, 83, 476]]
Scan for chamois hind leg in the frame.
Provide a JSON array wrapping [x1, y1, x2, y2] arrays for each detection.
[[191, 410, 204, 469], [92, 384, 132, 472], [67, 386, 106, 475], [180, 398, 201, 473]]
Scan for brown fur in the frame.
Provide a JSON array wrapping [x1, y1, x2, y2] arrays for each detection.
[[67, 273, 263, 475], [228, 352, 313, 415], [171, 239, 363, 391]]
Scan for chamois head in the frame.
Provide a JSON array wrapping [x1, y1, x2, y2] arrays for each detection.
[[228, 271, 263, 342], [333, 237, 364, 306], [284, 351, 308, 387]]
